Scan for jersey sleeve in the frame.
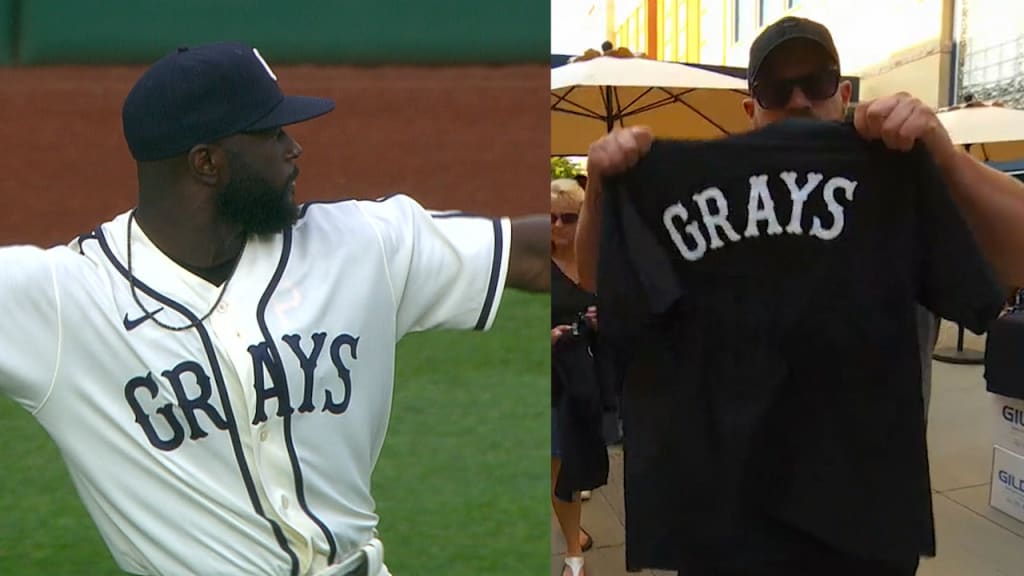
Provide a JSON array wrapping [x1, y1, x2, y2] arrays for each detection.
[[357, 195, 510, 338], [913, 147, 1005, 333], [0, 245, 63, 413], [598, 173, 686, 365]]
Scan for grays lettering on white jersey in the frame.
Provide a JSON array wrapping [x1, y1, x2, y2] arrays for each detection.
[[0, 194, 509, 575]]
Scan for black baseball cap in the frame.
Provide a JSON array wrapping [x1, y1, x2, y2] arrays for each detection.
[[747, 17, 840, 89], [122, 42, 336, 161]]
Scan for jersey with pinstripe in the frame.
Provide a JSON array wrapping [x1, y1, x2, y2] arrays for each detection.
[[0, 194, 509, 576]]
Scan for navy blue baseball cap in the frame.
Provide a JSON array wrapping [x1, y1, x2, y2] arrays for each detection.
[[122, 42, 336, 161], [747, 17, 840, 89]]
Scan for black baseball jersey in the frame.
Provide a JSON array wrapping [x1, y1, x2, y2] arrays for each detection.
[[598, 119, 1004, 570]]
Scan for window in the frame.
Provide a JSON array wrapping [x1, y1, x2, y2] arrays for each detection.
[[677, 0, 688, 60], [787, 0, 799, 8], [760, 0, 784, 27], [637, 5, 646, 54], [734, 0, 756, 43], [661, 0, 676, 61]]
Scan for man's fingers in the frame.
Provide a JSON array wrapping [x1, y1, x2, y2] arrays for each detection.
[[880, 99, 917, 151], [863, 101, 892, 138], [897, 106, 937, 148], [587, 126, 655, 179], [861, 95, 905, 139], [853, 100, 872, 138], [630, 126, 654, 153], [900, 107, 937, 147], [611, 129, 640, 171]]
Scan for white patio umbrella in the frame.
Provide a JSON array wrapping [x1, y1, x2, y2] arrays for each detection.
[[937, 100, 1024, 162], [551, 51, 751, 156]]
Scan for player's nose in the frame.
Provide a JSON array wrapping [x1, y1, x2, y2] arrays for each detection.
[[282, 129, 303, 159]]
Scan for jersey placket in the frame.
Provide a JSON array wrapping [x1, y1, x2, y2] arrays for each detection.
[[207, 296, 322, 573]]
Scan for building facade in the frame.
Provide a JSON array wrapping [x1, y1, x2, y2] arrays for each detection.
[[957, 0, 1024, 108], [609, 0, 959, 108]]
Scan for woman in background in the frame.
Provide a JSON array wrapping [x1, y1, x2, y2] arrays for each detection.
[[551, 178, 605, 576]]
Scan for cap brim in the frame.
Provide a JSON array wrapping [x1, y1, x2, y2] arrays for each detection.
[[246, 95, 336, 131]]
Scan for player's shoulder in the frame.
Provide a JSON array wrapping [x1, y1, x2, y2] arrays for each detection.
[[296, 194, 427, 235], [0, 240, 95, 296], [51, 212, 142, 284]]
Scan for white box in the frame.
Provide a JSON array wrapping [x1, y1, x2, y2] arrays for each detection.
[[990, 445, 1024, 522], [991, 395, 1024, 454]]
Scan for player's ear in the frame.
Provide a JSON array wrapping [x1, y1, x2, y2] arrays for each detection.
[[187, 144, 221, 186]]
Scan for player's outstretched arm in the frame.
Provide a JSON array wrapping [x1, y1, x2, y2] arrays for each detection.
[[0, 246, 62, 412], [577, 127, 654, 292], [507, 215, 549, 292]]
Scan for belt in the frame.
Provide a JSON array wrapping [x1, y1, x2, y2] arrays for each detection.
[[316, 538, 384, 576], [316, 551, 367, 576], [341, 551, 368, 576]]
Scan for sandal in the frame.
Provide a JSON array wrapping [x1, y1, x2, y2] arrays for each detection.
[[563, 556, 585, 576], [580, 527, 593, 552]]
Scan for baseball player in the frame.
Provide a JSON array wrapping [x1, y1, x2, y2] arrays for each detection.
[[0, 42, 547, 576]]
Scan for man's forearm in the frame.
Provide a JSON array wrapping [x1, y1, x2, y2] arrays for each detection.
[[507, 215, 550, 292], [575, 127, 654, 293], [936, 149, 1024, 286], [576, 180, 602, 293]]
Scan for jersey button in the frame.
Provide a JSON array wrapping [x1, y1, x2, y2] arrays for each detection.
[[281, 495, 290, 510], [217, 301, 229, 313], [259, 429, 269, 442]]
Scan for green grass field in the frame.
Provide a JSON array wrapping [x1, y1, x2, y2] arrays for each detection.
[[0, 291, 549, 575]]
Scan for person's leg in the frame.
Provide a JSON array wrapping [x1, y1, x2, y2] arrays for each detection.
[[552, 457, 587, 575]]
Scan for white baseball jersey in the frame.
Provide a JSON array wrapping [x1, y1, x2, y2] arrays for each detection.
[[0, 195, 510, 575]]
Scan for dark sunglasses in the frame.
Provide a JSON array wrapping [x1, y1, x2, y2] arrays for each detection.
[[752, 69, 841, 110], [551, 213, 579, 224]]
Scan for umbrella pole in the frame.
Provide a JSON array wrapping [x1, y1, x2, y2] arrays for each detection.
[[605, 85, 615, 133], [933, 322, 984, 365]]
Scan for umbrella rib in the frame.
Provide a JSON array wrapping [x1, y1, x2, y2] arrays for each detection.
[[613, 88, 749, 128], [620, 89, 698, 117], [554, 107, 610, 121], [549, 85, 576, 109], [551, 86, 612, 120], [650, 86, 739, 134], [551, 100, 610, 119], [616, 87, 660, 118]]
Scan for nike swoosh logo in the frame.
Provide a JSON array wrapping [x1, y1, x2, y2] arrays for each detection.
[[123, 307, 164, 331]]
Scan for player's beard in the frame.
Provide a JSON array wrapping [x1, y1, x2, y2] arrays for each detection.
[[216, 152, 300, 235]]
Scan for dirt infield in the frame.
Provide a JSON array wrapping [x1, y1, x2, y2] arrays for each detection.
[[0, 64, 548, 247]]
